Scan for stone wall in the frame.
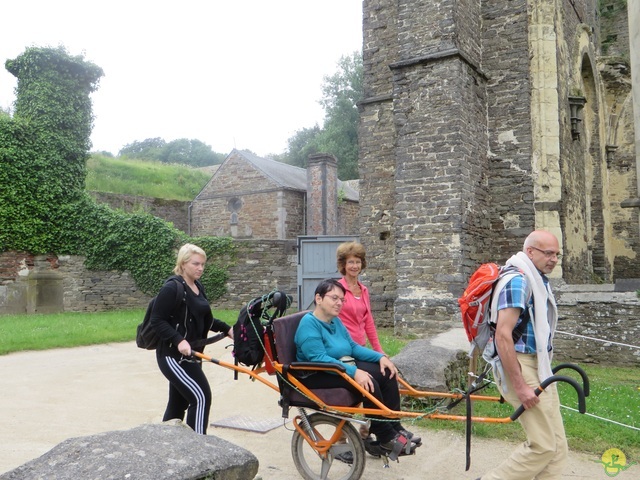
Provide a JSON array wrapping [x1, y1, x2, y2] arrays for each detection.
[[1, 252, 637, 365], [0, 251, 151, 314], [360, 0, 637, 333], [90, 192, 190, 233], [56, 255, 150, 312], [554, 285, 640, 366], [213, 239, 300, 311], [0, 242, 300, 315]]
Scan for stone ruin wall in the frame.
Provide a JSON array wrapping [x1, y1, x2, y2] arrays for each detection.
[[89, 192, 190, 233], [360, 0, 638, 335], [0, 241, 299, 315], [358, 0, 399, 328]]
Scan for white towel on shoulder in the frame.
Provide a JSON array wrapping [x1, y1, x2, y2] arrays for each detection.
[[505, 251, 557, 382]]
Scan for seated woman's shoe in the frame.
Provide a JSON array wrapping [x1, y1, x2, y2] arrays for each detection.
[[379, 432, 418, 461], [363, 436, 383, 458], [334, 451, 354, 464], [395, 426, 422, 445]]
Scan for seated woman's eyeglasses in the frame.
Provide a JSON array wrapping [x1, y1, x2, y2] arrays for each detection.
[[325, 294, 346, 304]]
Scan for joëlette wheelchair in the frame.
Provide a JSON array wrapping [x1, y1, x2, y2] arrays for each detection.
[[196, 309, 589, 480]]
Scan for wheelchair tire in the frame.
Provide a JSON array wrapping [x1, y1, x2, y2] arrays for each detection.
[[291, 413, 366, 480]]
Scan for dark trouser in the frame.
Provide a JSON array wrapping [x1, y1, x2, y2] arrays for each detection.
[[156, 354, 211, 434], [299, 360, 400, 443]]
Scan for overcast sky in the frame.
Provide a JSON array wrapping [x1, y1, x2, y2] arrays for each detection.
[[0, 1, 363, 157]]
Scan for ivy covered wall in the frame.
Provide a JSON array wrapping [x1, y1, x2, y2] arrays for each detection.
[[0, 46, 235, 301]]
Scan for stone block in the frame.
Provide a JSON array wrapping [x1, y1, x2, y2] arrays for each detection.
[[0, 422, 258, 480], [393, 328, 470, 392]]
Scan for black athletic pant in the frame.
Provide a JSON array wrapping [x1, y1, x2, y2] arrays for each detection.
[[299, 360, 401, 443], [156, 354, 211, 434]]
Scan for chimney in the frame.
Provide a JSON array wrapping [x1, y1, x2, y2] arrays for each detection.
[[306, 153, 338, 235]]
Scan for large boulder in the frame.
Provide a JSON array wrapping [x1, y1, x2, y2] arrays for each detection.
[[0, 422, 258, 480], [393, 328, 470, 392]]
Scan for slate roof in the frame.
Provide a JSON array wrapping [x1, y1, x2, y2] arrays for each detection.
[[230, 149, 359, 201]]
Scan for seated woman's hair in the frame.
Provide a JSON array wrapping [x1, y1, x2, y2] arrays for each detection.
[[336, 242, 367, 275], [315, 278, 346, 298]]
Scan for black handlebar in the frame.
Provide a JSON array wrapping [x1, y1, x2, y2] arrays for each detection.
[[510, 374, 586, 421], [552, 363, 590, 397]]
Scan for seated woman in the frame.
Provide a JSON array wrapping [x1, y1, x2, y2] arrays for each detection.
[[294, 278, 420, 457]]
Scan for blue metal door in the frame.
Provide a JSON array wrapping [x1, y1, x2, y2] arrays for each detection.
[[297, 235, 358, 310]]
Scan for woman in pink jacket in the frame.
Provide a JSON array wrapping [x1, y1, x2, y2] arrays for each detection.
[[336, 242, 421, 447], [336, 242, 384, 353]]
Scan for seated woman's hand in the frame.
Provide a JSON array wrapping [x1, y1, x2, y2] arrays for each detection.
[[354, 368, 374, 392], [379, 356, 398, 379]]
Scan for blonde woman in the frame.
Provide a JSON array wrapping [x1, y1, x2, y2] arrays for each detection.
[[150, 243, 232, 434]]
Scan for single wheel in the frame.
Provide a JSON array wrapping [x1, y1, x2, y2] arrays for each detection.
[[291, 413, 366, 480]]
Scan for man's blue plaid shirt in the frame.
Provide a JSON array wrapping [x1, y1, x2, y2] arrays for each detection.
[[496, 274, 552, 354]]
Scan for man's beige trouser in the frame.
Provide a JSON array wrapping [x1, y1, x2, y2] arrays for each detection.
[[481, 354, 568, 480]]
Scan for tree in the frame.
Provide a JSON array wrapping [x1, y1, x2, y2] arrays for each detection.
[[118, 137, 166, 160], [159, 138, 223, 166], [280, 125, 321, 168], [119, 137, 224, 166], [279, 51, 363, 179]]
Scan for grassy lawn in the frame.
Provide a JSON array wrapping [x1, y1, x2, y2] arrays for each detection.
[[0, 309, 238, 355], [1, 314, 638, 462]]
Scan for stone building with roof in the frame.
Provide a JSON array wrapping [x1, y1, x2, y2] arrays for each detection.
[[189, 149, 359, 239]]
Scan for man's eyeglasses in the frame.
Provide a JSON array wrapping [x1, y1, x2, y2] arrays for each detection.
[[529, 246, 562, 259], [325, 294, 346, 304]]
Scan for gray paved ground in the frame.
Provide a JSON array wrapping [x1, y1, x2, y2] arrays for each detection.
[[0, 341, 607, 479]]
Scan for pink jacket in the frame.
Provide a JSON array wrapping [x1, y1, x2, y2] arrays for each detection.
[[338, 277, 384, 353]]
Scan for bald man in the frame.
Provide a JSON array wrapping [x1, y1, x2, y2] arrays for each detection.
[[479, 230, 567, 480]]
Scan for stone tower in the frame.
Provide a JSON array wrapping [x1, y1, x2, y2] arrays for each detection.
[[359, 0, 638, 332]]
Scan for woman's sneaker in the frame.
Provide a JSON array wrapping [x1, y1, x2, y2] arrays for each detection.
[[379, 433, 418, 461], [334, 451, 354, 464], [363, 436, 383, 458], [395, 426, 422, 446]]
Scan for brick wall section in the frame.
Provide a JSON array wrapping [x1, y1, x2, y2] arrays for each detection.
[[307, 154, 339, 235], [337, 200, 360, 237], [0, 251, 34, 283], [90, 192, 190, 233]]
